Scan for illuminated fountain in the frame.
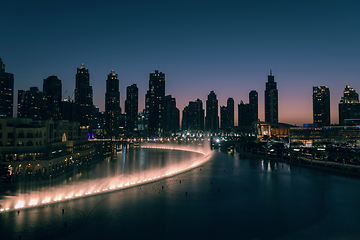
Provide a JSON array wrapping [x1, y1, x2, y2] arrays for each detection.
[[0, 142, 212, 213]]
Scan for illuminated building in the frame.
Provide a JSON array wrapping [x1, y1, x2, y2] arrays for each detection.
[[43, 75, 62, 120], [313, 86, 330, 127], [338, 85, 360, 126], [75, 63, 93, 128], [205, 91, 219, 132], [0, 118, 81, 176], [125, 84, 138, 133], [255, 121, 293, 139], [147, 70, 165, 136], [105, 70, 121, 137], [19, 87, 47, 120], [264, 70, 278, 123], [0, 58, 14, 118]]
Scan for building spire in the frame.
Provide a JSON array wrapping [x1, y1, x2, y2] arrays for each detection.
[[270, 69, 272, 76]]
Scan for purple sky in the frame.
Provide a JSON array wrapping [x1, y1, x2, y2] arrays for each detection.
[[1, 0, 359, 126]]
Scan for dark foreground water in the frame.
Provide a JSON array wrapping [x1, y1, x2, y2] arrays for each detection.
[[1, 146, 360, 240]]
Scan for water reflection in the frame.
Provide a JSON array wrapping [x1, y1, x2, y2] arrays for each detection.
[[0, 144, 211, 211]]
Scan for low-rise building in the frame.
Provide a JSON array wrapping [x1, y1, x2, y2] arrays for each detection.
[[0, 118, 96, 177]]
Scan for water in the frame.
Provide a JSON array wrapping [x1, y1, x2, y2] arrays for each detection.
[[0, 144, 209, 210], [1, 144, 360, 240]]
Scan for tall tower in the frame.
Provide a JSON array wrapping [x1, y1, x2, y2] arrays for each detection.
[[75, 63, 93, 127], [147, 70, 165, 136], [249, 90, 258, 122], [238, 101, 251, 126], [227, 97, 234, 129], [43, 75, 62, 120], [164, 95, 180, 134], [313, 86, 330, 127], [205, 91, 219, 132], [105, 70, 121, 137], [264, 70, 278, 123], [125, 84, 138, 133], [220, 106, 228, 130], [338, 85, 360, 125], [0, 58, 14, 118]]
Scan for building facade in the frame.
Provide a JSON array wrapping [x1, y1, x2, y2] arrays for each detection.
[[147, 70, 165, 136], [75, 64, 93, 128], [205, 91, 219, 132], [125, 84, 138, 134], [0, 118, 86, 176], [338, 85, 360, 126], [164, 95, 180, 134], [18, 87, 47, 120], [220, 106, 228, 130], [238, 101, 251, 127], [249, 90, 258, 122], [43, 75, 62, 120], [313, 86, 330, 127], [182, 99, 204, 131], [227, 97, 234, 130], [0, 58, 14, 118], [105, 70, 121, 137]]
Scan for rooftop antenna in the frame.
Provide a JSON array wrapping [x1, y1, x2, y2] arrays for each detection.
[[270, 69, 272, 76]]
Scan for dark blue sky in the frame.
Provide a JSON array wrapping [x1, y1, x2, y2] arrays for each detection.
[[1, 0, 359, 125]]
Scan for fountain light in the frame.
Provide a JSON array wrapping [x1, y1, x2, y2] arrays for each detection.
[[15, 202, 24, 209], [0, 143, 212, 212]]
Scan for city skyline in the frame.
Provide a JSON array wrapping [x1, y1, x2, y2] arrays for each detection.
[[1, 0, 360, 126], [4, 60, 360, 127]]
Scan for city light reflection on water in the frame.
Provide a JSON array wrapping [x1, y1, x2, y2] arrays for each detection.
[[0, 143, 212, 212]]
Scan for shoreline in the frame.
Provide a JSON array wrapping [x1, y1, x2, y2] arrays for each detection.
[[237, 149, 360, 178]]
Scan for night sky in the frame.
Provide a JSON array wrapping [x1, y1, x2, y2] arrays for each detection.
[[1, 0, 359, 126]]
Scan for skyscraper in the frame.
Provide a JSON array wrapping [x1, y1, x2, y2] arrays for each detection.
[[313, 86, 330, 127], [220, 106, 228, 130], [164, 95, 180, 134], [125, 84, 138, 134], [205, 91, 219, 132], [43, 75, 62, 120], [238, 101, 251, 126], [249, 90, 258, 122], [105, 70, 121, 137], [0, 58, 14, 118], [227, 97, 234, 129], [20, 87, 47, 120], [338, 85, 360, 125], [75, 63, 93, 127], [264, 70, 278, 123], [238, 90, 258, 127], [147, 70, 165, 136], [182, 99, 204, 131]]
